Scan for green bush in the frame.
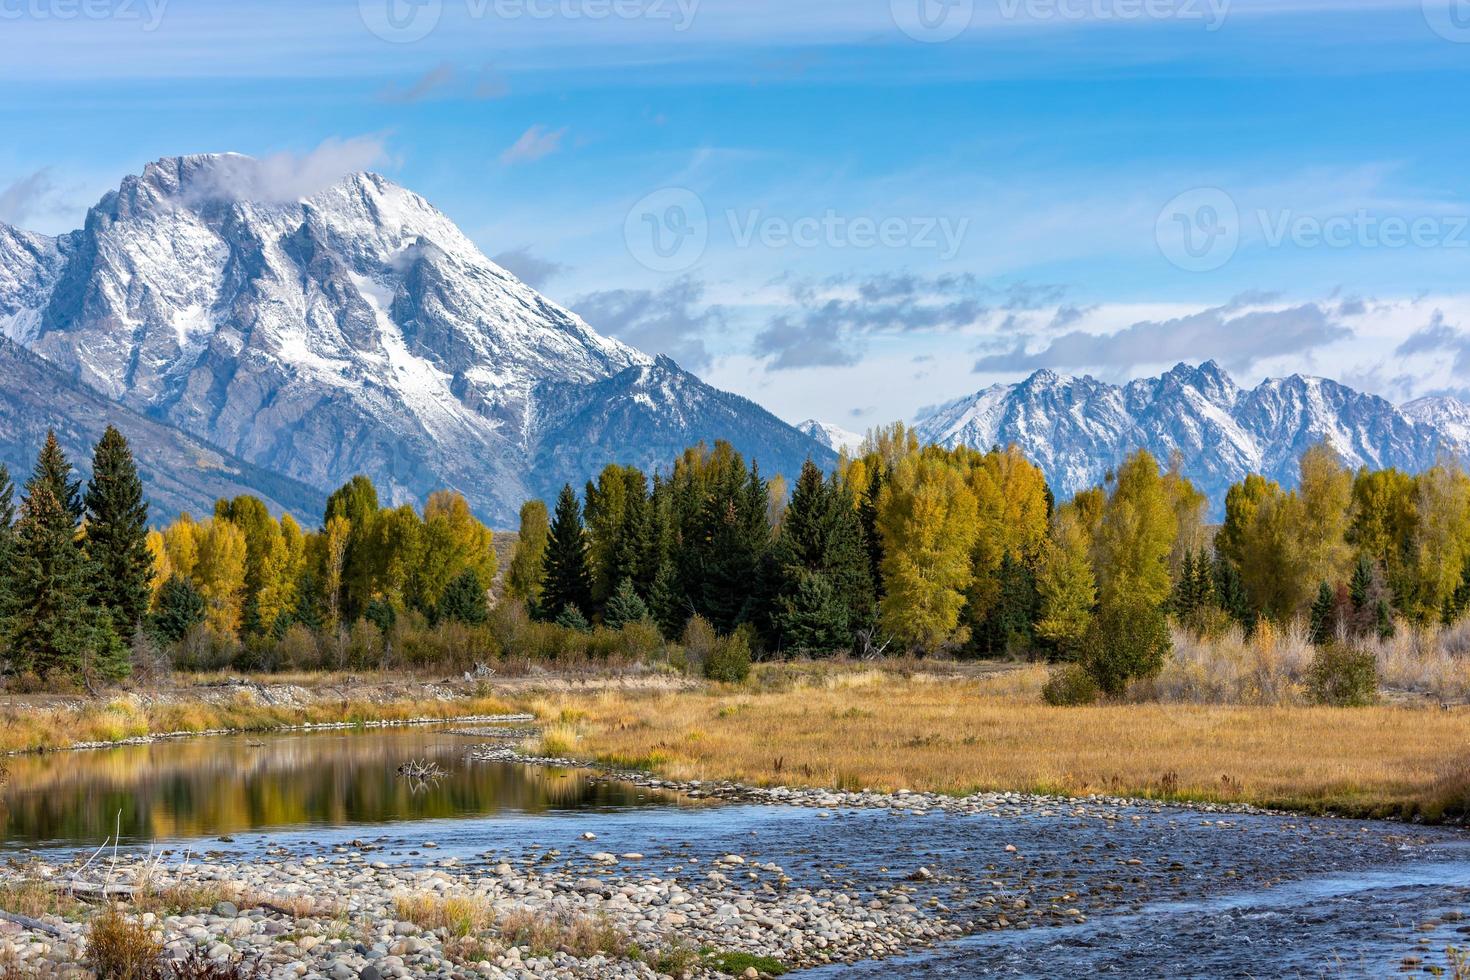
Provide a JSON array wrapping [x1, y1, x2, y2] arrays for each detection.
[[1042, 663, 1101, 706], [1309, 643, 1378, 706], [705, 628, 752, 683], [1081, 597, 1171, 697]]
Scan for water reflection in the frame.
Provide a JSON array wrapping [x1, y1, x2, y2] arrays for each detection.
[[0, 729, 677, 849]]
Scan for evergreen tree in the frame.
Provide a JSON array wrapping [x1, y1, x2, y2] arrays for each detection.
[[603, 577, 650, 629], [978, 551, 1037, 655], [28, 430, 83, 525], [0, 464, 16, 643], [83, 609, 132, 684], [648, 559, 687, 640], [584, 466, 652, 614], [1308, 582, 1337, 646], [83, 426, 153, 642], [775, 570, 850, 652], [1213, 556, 1255, 633], [1375, 597, 1396, 641], [554, 605, 591, 633], [438, 569, 488, 626], [540, 484, 592, 621], [8, 482, 92, 680], [1349, 555, 1375, 613], [765, 461, 873, 652], [149, 574, 207, 645], [859, 464, 886, 606]]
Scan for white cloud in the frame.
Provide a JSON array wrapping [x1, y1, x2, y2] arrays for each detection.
[[500, 126, 568, 166], [184, 137, 391, 205]]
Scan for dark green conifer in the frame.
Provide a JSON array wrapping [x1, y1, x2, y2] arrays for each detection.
[[603, 577, 650, 630], [83, 426, 153, 642], [1309, 582, 1337, 646], [540, 484, 593, 621], [438, 569, 489, 625], [150, 574, 207, 645]]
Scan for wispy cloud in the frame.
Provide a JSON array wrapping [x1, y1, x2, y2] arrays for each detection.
[[377, 62, 457, 104], [974, 299, 1353, 375], [574, 276, 726, 370], [500, 125, 568, 165], [0, 169, 58, 227], [491, 247, 569, 289], [182, 136, 391, 204]]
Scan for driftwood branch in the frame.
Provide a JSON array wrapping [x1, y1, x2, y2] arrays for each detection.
[[0, 908, 64, 937]]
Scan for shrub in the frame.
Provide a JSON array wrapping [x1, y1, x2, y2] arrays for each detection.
[[1042, 663, 1100, 706], [682, 615, 717, 674], [1081, 597, 1172, 697], [1309, 643, 1378, 706], [87, 907, 162, 980], [705, 628, 752, 683], [275, 624, 321, 671]]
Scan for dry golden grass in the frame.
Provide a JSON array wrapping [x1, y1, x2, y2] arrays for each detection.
[[393, 893, 493, 937], [0, 691, 515, 755], [0, 879, 83, 920], [86, 907, 162, 980], [526, 664, 1470, 821]]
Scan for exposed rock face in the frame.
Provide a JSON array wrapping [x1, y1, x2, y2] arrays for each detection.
[[916, 361, 1466, 512], [0, 339, 324, 523], [0, 155, 830, 523]]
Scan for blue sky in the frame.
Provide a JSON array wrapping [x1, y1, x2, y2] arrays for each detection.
[[4, 0, 1470, 428]]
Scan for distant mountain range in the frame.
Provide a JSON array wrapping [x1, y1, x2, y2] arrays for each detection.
[[0, 154, 832, 524], [914, 361, 1470, 513], [796, 419, 864, 456]]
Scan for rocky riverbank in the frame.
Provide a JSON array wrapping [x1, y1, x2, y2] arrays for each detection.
[[0, 830, 955, 979]]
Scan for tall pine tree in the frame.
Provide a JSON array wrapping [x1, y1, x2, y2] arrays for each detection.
[[83, 426, 153, 642], [30, 431, 83, 525], [766, 461, 873, 653], [8, 482, 92, 680], [540, 484, 592, 621], [0, 464, 15, 631]]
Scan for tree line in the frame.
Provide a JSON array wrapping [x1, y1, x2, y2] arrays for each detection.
[[4, 422, 1466, 692]]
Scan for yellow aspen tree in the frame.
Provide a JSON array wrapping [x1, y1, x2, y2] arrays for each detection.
[[877, 453, 980, 652], [1411, 462, 1470, 621], [162, 513, 201, 582], [1034, 504, 1097, 653], [1093, 449, 1178, 608], [419, 491, 496, 611], [145, 529, 172, 605], [193, 518, 248, 635], [322, 515, 352, 631], [966, 445, 1050, 625], [1296, 442, 1354, 594]]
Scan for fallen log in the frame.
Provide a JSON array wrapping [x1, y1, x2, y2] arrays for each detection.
[[0, 908, 65, 937]]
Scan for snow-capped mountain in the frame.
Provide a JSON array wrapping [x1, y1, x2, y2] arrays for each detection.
[[0, 155, 832, 523], [0, 339, 325, 523], [796, 419, 864, 456], [915, 361, 1469, 511], [1402, 396, 1470, 454]]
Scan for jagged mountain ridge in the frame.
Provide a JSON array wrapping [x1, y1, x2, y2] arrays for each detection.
[[0, 339, 325, 523], [796, 419, 865, 456], [0, 154, 833, 523], [914, 361, 1469, 513]]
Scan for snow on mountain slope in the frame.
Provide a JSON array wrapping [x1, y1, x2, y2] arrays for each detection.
[[796, 419, 864, 456], [0, 154, 830, 523], [1402, 396, 1470, 459], [917, 361, 1463, 512], [0, 339, 324, 523]]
